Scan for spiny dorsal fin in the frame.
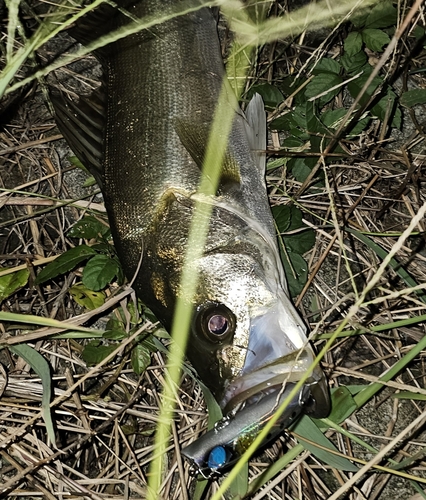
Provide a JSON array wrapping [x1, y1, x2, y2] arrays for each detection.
[[51, 88, 106, 187], [175, 119, 241, 190], [243, 93, 266, 173]]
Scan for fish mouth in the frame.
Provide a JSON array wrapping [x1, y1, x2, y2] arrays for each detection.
[[181, 351, 330, 478], [221, 347, 330, 419]]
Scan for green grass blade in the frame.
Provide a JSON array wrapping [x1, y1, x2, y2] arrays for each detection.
[[9, 343, 56, 446], [0, 311, 101, 338]]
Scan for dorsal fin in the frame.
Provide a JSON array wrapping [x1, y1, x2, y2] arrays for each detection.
[[51, 88, 106, 187], [175, 119, 241, 190], [243, 93, 266, 173]]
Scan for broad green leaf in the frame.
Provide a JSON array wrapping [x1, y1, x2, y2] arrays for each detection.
[[285, 228, 315, 254], [103, 329, 127, 340], [103, 317, 127, 340], [362, 28, 390, 52], [281, 136, 305, 148], [285, 106, 308, 130], [9, 344, 56, 446], [311, 58, 341, 75], [321, 108, 347, 129], [269, 112, 301, 131], [347, 74, 383, 108], [35, 245, 97, 284], [82, 254, 119, 291], [341, 50, 367, 74], [289, 157, 312, 183], [347, 115, 371, 137], [68, 216, 109, 239], [364, 1, 397, 29], [131, 343, 151, 375], [69, 283, 105, 309], [328, 386, 358, 423], [344, 31, 363, 56], [82, 340, 118, 366], [247, 83, 284, 109], [293, 415, 358, 472], [400, 89, 426, 107], [0, 268, 30, 301], [281, 250, 308, 297], [305, 73, 342, 105], [272, 205, 292, 233], [413, 26, 425, 41], [305, 100, 328, 135]]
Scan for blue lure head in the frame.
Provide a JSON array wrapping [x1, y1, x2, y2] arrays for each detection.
[[207, 445, 232, 471]]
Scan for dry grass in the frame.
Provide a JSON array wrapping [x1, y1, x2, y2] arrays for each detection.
[[1, 0, 426, 499]]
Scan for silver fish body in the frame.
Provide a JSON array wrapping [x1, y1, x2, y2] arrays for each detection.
[[52, 0, 330, 474]]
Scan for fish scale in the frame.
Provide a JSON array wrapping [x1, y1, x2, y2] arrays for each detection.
[[52, 0, 330, 476]]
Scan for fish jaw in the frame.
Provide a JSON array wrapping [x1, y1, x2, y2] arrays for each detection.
[[220, 294, 330, 419]]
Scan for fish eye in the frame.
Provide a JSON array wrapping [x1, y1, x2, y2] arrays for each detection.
[[194, 302, 236, 343]]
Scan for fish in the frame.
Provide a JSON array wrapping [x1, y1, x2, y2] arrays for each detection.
[[51, 0, 330, 476]]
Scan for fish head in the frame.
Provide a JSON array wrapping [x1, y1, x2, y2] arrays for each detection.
[[186, 223, 330, 420]]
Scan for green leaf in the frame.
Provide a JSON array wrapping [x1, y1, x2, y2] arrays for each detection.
[[364, 1, 397, 29], [362, 28, 390, 52], [305, 73, 342, 105], [131, 343, 151, 375], [311, 58, 341, 75], [400, 89, 426, 107], [347, 74, 383, 108], [82, 254, 119, 291], [247, 83, 284, 109], [0, 269, 30, 301], [321, 108, 347, 129], [272, 205, 292, 233], [328, 386, 358, 423], [103, 329, 127, 340], [69, 283, 106, 309], [341, 50, 367, 74], [285, 228, 315, 254], [83, 176, 97, 187], [285, 106, 308, 131], [9, 344, 56, 446], [289, 157, 312, 183], [281, 251, 308, 297], [281, 136, 305, 148], [35, 245, 97, 284], [392, 391, 426, 401], [344, 31, 363, 56], [68, 216, 110, 239], [68, 155, 89, 173], [82, 340, 118, 366], [293, 415, 358, 472], [347, 115, 371, 137]]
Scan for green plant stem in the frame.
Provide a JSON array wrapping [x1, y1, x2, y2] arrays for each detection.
[[146, 74, 244, 498]]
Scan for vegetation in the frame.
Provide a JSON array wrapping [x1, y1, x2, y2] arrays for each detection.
[[1, 0, 426, 498]]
